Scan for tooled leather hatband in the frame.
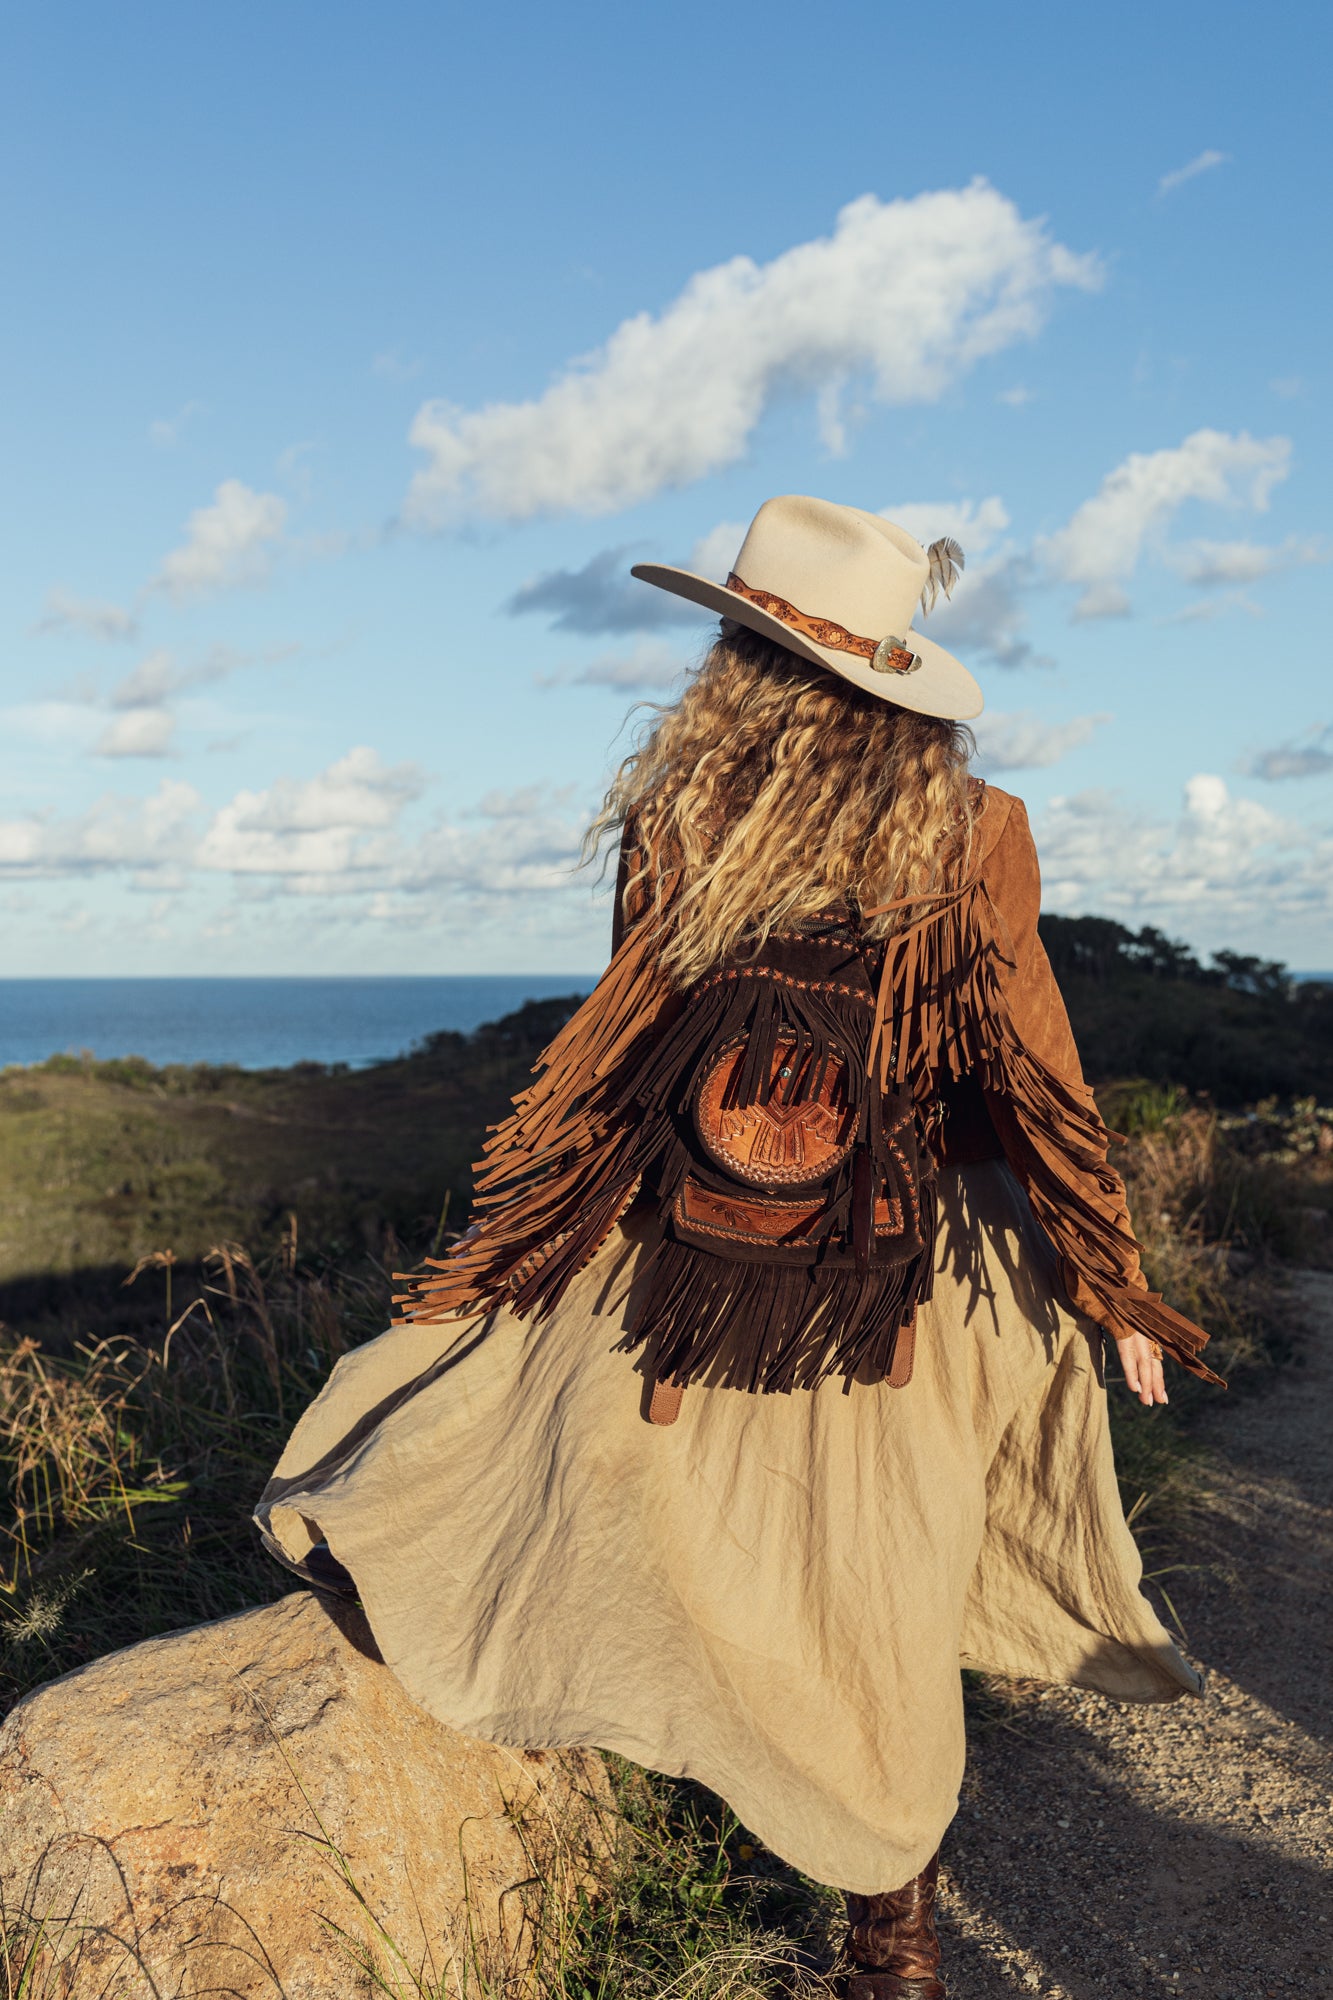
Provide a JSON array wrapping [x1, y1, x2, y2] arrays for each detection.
[[726, 572, 922, 676]]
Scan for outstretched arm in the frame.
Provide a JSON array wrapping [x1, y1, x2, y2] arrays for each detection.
[[977, 797, 1215, 1396]]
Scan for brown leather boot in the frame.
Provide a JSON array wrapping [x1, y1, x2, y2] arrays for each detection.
[[839, 1851, 945, 1999]]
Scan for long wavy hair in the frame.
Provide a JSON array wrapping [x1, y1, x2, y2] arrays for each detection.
[[587, 624, 977, 987]]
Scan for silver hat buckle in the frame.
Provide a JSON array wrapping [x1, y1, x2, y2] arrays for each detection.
[[871, 635, 923, 676]]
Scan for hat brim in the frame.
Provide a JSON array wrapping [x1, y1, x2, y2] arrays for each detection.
[[630, 563, 984, 721]]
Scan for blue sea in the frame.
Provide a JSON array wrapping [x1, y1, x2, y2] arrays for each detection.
[[0, 977, 598, 1073]]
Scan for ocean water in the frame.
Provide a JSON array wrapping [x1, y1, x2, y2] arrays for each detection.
[[0, 976, 597, 1073]]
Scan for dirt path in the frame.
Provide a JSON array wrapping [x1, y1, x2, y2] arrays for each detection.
[[938, 1271, 1333, 1999]]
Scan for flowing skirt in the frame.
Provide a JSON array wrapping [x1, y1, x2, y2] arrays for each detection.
[[256, 1161, 1199, 1892]]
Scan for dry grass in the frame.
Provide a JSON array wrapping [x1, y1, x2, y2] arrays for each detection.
[[1090, 1085, 1310, 1578], [0, 1238, 393, 1712]]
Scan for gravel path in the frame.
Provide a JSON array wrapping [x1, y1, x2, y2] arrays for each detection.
[[937, 1271, 1333, 1999]]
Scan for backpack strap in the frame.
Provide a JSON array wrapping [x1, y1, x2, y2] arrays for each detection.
[[885, 1310, 917, 1387], [648, 1378, 684, 1425]]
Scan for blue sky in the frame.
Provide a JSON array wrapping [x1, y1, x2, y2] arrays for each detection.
[[2, 0, 1329, 975]]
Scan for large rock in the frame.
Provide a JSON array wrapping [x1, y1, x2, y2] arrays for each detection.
[[0, 1591, 611, 1998]]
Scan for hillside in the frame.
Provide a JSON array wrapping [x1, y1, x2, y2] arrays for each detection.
[[1040, 914, 1333, 1102], [0, 996, 585, 1342]]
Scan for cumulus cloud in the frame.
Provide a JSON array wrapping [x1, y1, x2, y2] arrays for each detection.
[[1162, 591, 1264, 625], [107, 645, 248, 708], [401, 788, 586, 897], [0, 780, 200, 878], [929, 558, 1040, 667], [972, 710, 1110, 771], [34, 589, 138, 643], [689, 519, 749, 583], [196, 747, 425, 879], [507, 547, 702, 635], [94, 708, 176, 758], [878, 496, 1037, 666], [0, 745, 598, 934], [405, 183, 1099, 525], [152, 479, 288, 601], [560, 638, 690, 691], [1165, 534, 1331, 588], [1244, 726, 1333, 782], [109, 650, 181, 708], [882, 496, 1011, 558], [37, 483, 294, 641], [1038, 430, 1290, 618], [1157, 150, 1230, 197], [1035, 775, 1332, 931], [507, 521, 746, 635]]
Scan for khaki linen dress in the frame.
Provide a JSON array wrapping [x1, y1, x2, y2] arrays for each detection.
[[256, 787, 1204, 1895]]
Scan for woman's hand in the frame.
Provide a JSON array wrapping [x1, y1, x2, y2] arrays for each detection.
[[1115, 1332, 1168, 1407]]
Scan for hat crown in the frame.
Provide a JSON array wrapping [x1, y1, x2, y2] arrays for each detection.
[[731, 495, 929, 641]]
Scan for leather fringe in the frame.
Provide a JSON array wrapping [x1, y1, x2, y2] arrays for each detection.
[[864, 879, 1223, 1385], [395, 869, 1222, 1386], [392, 900, 681, 1327], [617, 1223, 934, 1394]]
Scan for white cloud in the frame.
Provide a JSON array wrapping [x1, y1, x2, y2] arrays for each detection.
[[153, 479, 288, 601], [109, 650, 180, 707], [196, 747, 425, 878], [34, 589, 137, 642], [1038, 429, 1290, 617], [882, 496, 1011, 559], [1035, 775, 1333, 930], [973, 710, 1109, 771], [507, 520, 747, 635], [1165, 533, 1331, 587], [507, 546, 704, 634], [688, 519, 749, 584], [108, 644, 246, 707], [0, 745, 597, 932], [0, 701, 105, 753], [878, 496, 1033, 666], [926, 556, 1037, 667], [401, 788, 586, 897], [94, 708, 176, 758], [405, 182, 1100, 525], [997, 385, 1034, 408], [562, 638, 689, 691], [0, 780, 200, 878], [1162, 591, 1263, 625], [1157, 150, 1230, 197], [1244, 726, 1333, 782]]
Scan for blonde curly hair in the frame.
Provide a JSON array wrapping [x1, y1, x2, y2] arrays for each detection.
[[587, 624, 977, 986]]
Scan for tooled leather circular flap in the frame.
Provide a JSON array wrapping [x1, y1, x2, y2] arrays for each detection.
[[693, 1031, 858, 1188]]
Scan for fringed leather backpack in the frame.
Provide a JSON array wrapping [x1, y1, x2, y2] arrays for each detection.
[[395, 788, 1223, 1393], [610, 898, 935, 1407]]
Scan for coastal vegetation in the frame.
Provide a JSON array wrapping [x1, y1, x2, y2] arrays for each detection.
[[1, 942, 1331, 1993]]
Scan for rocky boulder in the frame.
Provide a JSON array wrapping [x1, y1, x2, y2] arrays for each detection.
[[0, 1590, 611, 1998]]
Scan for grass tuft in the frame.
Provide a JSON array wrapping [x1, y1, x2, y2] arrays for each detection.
[[0, 1240, 392, 1711]]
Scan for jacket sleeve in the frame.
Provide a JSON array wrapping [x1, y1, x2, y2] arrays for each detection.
[[977, 798, 1221, 1380]]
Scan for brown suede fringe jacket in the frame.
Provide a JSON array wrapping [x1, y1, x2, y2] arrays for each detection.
[[395, 784, 1220, 1386]]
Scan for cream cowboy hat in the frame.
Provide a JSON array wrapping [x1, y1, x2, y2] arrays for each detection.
[[631, 493, 984, 720]]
